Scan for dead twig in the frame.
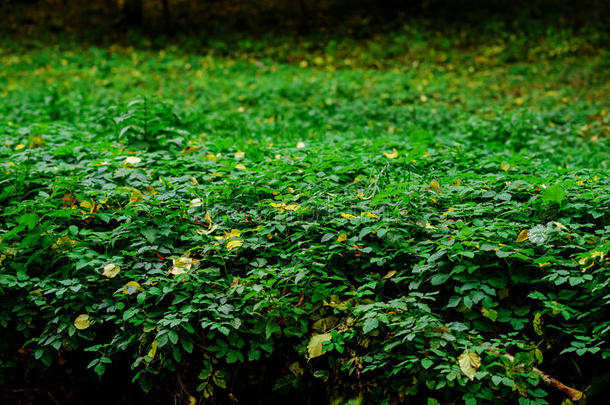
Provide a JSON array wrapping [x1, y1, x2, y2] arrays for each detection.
[[490, 348, 584, 402]]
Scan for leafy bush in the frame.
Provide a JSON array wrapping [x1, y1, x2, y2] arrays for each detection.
[[0, 25, 609, 404]]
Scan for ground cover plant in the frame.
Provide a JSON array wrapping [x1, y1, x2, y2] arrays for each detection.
[[0, 21, 609, 404]]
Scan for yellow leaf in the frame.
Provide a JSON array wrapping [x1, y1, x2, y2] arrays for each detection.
[[340, 213, 356, 219], [296, 141, 305, 148], [198, 224, 218, 235], [337, 233, 347, 242], [205, 154, 217, 161], [288, 362, 304, 376], [500, 162, 510, 172], [216, 229, 241, 240], [235, 163, 247, 170], [190, 198, 203, 207], [169, 266, 187, 275], [172, 257, 197, 272], [123, 156, 141, 166], [129, 189, 143, 202], [270, 202, 301, 212], [516, 229, 529, 242], [383, 148, 398, 159], [204, 211, 213, 227], [235, 150, 245, 159], [533, 312, 544, 336], [147, 339, 158, 359], [14, 143, 26, 150], [225, 229, 241, 239], [122, 281, 141, 295], [51, 235, 77, 250], [74, 314, 91, 330], [360, 211, 378, 218], [429, 180, 440, 192], [307, 333, 332, 359], [382, 270, 397, 279], [80, 201, 93, 210], [102, 263, 120, 278], [226, 239, 243, 251], [458, 351, 481, 381], [591, 251, 605, 261]]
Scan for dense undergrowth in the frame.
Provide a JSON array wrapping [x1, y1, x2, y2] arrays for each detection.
[[0, 23, 609, 404]]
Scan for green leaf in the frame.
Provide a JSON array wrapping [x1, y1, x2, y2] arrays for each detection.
[[141, 228, 157, 243], [168, 329, 179, 345], [265, 320, 281, 340], [19, 213, 39, 230], [430, 274, 450, 285], [362, 317, 379, 334], [540, 184, 565, 203], [94, 363, 106, 376], [421, 358, 434, 369], [139, 374, 154, 393]]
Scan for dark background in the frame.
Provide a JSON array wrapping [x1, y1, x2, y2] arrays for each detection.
[[1, 0, 609, 39]]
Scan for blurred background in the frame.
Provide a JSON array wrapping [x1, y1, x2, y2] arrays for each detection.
[[1, 0, 609, 39]]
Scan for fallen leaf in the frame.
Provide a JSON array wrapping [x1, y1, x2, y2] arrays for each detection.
[[204, 211, 213, 227], [122, 281, 141, 295], [173, 257, 196, 268], [516, 229, 529, 242], [270, 202, 301, 212], [226, 240, 243, 251], [307, 333, 332, 359], [197, 224, 218, 235], [382, 270, 397, 279], [169, 267, 187, 275], [74, 314, 90, 330], [102, 263, 120, 278], [458, 351, 481, 381], [190, 198, 203, 207], [80, 201, 93, 210], [216, 229, 241, 241], [123, 156, 141, 166], [51, 235, 77, 250], [170, 257, 197, 274], [383, 148, 398, 159], [360, 211, 378, 218]]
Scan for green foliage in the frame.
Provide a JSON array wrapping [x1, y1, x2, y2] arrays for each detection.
[[0, 24, 609, 404]]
